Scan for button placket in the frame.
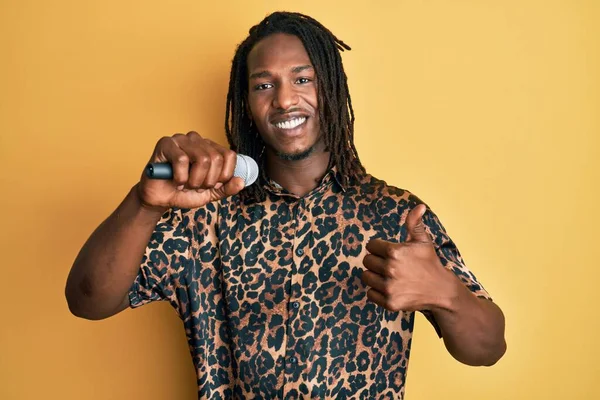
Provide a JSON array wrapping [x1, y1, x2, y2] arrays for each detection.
[[293, 198, 307, 259], [290, 199, 307, 307], [284, 199, 307, 385]]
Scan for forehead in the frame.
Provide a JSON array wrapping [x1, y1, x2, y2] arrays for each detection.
[[247, 33, 312, 72]]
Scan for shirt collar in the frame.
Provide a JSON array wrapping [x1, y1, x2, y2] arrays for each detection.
[[263, 166, 346, 199]]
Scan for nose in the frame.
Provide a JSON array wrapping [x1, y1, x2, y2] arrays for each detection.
[[272, 82, 299, 110]]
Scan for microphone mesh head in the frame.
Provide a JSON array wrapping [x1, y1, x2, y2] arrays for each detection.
[[234, 154, 259, 187]]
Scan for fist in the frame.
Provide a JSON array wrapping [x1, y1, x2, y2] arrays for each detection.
[[137, 131, 245, 210], [361, 204, 456, 312]]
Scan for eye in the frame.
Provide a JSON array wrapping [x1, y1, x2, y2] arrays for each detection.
[[296, 77, 311, 84], [254, 83, 273, 91]]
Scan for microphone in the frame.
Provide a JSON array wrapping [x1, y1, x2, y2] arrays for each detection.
[[145, 154, 259, 187]]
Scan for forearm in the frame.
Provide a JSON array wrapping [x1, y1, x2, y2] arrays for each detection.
[[65, 184, 166, 320], [432, 273, 506, 366]]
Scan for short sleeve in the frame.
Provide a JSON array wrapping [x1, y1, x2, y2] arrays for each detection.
[[128, 207, 192, 309], [423, 208, 491, 301], [404, 197, 492, 338]]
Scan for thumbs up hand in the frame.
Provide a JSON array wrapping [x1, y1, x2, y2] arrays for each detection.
[[361, 204, 458, 312]]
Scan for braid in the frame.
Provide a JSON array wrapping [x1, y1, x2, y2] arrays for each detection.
[[225, 12, 365, 202]]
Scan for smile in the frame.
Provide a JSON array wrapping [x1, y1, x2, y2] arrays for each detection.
[[273, 117, 307, 130]]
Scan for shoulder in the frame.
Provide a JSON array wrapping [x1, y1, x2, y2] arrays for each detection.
[[351, 173, 424, 208]]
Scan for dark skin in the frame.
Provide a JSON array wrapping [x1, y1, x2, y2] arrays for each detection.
[[247, 33, 328, 197], [362, 204, 506, 365], [247, 33, 506, 366], [65, 133, 246, 319], [66, 31, 505, 366]]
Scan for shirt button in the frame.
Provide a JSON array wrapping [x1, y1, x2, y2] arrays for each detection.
[[296, 248, 304, 256], [289, 356, 297, 364], [292, 302, 300, 309]]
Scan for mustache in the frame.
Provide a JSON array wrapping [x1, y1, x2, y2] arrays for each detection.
[[274, 108, 308, 115]]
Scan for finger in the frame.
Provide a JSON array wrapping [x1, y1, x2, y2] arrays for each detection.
[[187, 154, 211, 189], [366, 288, 389, 309], [362, 253, 387, 276], [211, 176, 245, 199], [368, 289, 416, 312], [203, 140, 236, 183], [199, 142, 225, 189], [406, 204, 430, 243], [156, 135, 189, 188], [360, 270, 388, 294], [219, 148, 238, 183], [366, 239, 404, 259], [178, 132, 212, 189]]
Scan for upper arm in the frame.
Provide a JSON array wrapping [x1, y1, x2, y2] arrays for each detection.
[[128, 207, 192, 309], [422, 207, 491, 300], [402, 198, 493, 337]]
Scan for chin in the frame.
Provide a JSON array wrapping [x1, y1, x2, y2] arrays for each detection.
[[263, 131, 323, 161], [275, 146, 315, 161]]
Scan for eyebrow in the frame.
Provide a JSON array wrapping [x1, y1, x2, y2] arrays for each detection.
[[249, 64, 313, 80], [291, 64, 313, 74]]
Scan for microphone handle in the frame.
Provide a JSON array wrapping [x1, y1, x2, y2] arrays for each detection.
[[145, 163, 175, 179], [145, 154, 258, 186]]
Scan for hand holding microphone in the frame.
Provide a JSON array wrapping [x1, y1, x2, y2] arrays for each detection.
[[137, 131, 258, 210], [146, 154, 258, 185]]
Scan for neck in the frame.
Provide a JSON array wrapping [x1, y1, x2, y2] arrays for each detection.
[[266, 150, 331, 197]]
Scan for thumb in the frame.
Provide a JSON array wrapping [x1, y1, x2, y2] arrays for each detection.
[[406, 204, 430, 243], [220, 177, 246, 197], [210, 177, 246, 200]]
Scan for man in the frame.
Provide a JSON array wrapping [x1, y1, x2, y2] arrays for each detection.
[[66, 11, 506, 399]]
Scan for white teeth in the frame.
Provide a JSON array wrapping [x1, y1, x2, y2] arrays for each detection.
[[275, 117, 306, 130]]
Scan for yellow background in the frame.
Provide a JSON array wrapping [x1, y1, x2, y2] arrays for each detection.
[[1, 0, 598, 399]]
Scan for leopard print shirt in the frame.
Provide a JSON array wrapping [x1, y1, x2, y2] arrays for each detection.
[[129, 170, 490, 399]]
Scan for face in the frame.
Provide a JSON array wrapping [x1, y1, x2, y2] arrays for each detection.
[[246, 33, 321, 161]]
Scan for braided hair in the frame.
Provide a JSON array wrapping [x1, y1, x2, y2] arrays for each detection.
[[225, 11, 365, 201]]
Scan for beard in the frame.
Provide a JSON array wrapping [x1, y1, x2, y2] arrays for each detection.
[[274, 144, 316, 161], [270, 133, 323, 161]]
